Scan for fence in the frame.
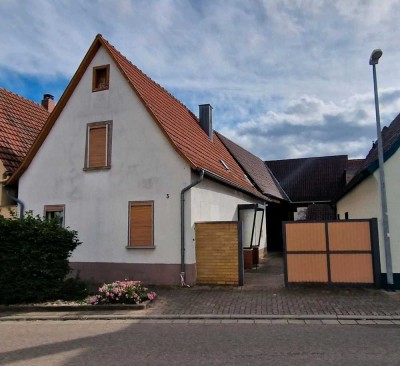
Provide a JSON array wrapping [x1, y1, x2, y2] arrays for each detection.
[[283, 219, 380, 286], [195, 221, 243, 285]]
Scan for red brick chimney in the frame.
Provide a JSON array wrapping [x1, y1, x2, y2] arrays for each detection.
[[41, 94, 55, 113]]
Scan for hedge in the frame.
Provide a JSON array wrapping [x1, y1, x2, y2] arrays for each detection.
[[0, 213, 81, 304]]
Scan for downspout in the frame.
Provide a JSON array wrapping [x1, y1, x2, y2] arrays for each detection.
[[1, 175, 25, 218], [5, 187, 24, 218], [180, 169, 204, 287]]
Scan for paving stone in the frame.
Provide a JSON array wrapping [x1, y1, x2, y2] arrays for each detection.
[[356, 320, 376, 325], [338, 319, 357, 325], [254, 319, 272, 324], [271, 319, 288, 324], [288, 319, 305, 324], [304, 320, 322, 324], [322, 320, 340, 325], [238, 320, 254, 324], [221, 319, 238, 324], [374, 320, 394, 325], [204, 320, 221, 324], [2, 258, 400, 322]]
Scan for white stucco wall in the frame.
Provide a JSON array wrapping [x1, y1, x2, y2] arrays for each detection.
[[337, 151, 400, 273], [188, 177, 267, 263], [19, 46, 192, 265]]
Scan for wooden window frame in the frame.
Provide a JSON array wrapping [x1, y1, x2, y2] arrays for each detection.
[[127, 201, 155, 249], [92, 65, 110, 92], [84, 121, 112, 171], [44, 205, 65, 227]]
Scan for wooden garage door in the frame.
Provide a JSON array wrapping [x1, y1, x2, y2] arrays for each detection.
[[283, 219, 380, 286]]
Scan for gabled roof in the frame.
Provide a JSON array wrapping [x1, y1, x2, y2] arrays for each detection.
[[266, 155, 348, 203], [338, 112, 400, 198], [8, 35, 266, 200], [0, 88, 49, 174], [216, 132, 289, 202]]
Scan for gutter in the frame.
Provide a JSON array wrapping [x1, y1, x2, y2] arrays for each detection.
[[203, 169, 269, 202], [180, 169, 204, 287]]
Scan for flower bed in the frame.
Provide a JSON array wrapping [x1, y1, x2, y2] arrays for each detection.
[[89, 280, 156, 305]]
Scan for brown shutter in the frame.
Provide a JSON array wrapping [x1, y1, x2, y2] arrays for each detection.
[[130, 202, 153, 247], [88, 126, 107, 167]]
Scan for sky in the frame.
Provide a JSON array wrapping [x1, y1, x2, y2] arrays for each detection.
[[1, 0, 400, 161]]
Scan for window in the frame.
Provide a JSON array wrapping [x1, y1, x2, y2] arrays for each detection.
[[44, 205, 65, 227], [84, 121, 112, 170], [92, 65, 110, 92], [220, 159, 230, 171], [128, 201, 154, 248]]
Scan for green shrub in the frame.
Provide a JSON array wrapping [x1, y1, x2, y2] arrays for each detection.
[[0, 213, 81, 304], [58, 276, 89, 301]]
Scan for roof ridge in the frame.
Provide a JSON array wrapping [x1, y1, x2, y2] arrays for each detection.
[[0, 87, 48, 111], [100, 36, 199, 122], [267, 154, 347, 163]]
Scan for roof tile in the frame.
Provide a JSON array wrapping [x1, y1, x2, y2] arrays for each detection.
[[0, 88, 49, 173], [100, 36, 264, 199], [216, 132, 288, 201], [266, 155, 348, 202]]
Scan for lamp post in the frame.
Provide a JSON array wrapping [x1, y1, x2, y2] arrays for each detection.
[[369, 49, 393, 289]]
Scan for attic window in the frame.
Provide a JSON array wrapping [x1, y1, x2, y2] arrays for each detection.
[[244, 174, 253, 186], [92, 65, 110, 92], [220, 160, 230, 171]]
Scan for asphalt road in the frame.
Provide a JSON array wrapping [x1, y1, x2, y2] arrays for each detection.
[[0, 320, 399, 365]]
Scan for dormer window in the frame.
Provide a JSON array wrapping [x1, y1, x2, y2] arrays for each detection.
[[220, 160, 230, 171], [92, 65, 110, 92]]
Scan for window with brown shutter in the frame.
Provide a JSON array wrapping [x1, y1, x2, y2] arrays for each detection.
[[92, 65, 110, 92], [128, 201, 154, 248], [84, 121, 112, 170]]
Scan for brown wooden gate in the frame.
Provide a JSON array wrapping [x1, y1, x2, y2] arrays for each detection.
[[195, 221, 243, 285], [283, 219, 380, 286]]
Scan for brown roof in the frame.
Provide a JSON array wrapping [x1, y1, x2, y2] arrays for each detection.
[[0, 88, 49, 174], [216, 132, 288, 202], [8, 35, 266, 200], [266, 155, 348, 203], [338, 112, 400, 199], [346, 159, 365, 171]]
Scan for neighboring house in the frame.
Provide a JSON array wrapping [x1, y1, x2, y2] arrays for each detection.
[[216, 132, 290, 252], [9, 34, 270, 285], [0, 89, 51, 217], [266, 155, 363, 223], [337, 113, 400, 289]]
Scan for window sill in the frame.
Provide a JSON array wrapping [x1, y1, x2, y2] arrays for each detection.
[[92, 87, 109, 92], [83, 166, 111, 171], [126, 246, 156, 250]]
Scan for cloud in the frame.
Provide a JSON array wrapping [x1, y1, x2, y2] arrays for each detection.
[[1, 0, 400, 161], [219, 89, 400, 160]]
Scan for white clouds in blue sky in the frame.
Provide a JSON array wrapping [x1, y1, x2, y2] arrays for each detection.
[[1, 0, 400, 159]]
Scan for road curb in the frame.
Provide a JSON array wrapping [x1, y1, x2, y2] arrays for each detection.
[[1, 313, 400, 322]]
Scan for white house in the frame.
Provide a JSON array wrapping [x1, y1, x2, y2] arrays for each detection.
[[9, 35, 285, 285], [337, 113, 400, 289]]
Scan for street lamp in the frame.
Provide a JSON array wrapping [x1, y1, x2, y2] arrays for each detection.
[[369, 49, 394, 290]]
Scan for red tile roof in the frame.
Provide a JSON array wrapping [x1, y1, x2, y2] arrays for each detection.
[[0, 88, 49, 173], [216, 132, 288, 201], [99, 36, 265, 199]]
